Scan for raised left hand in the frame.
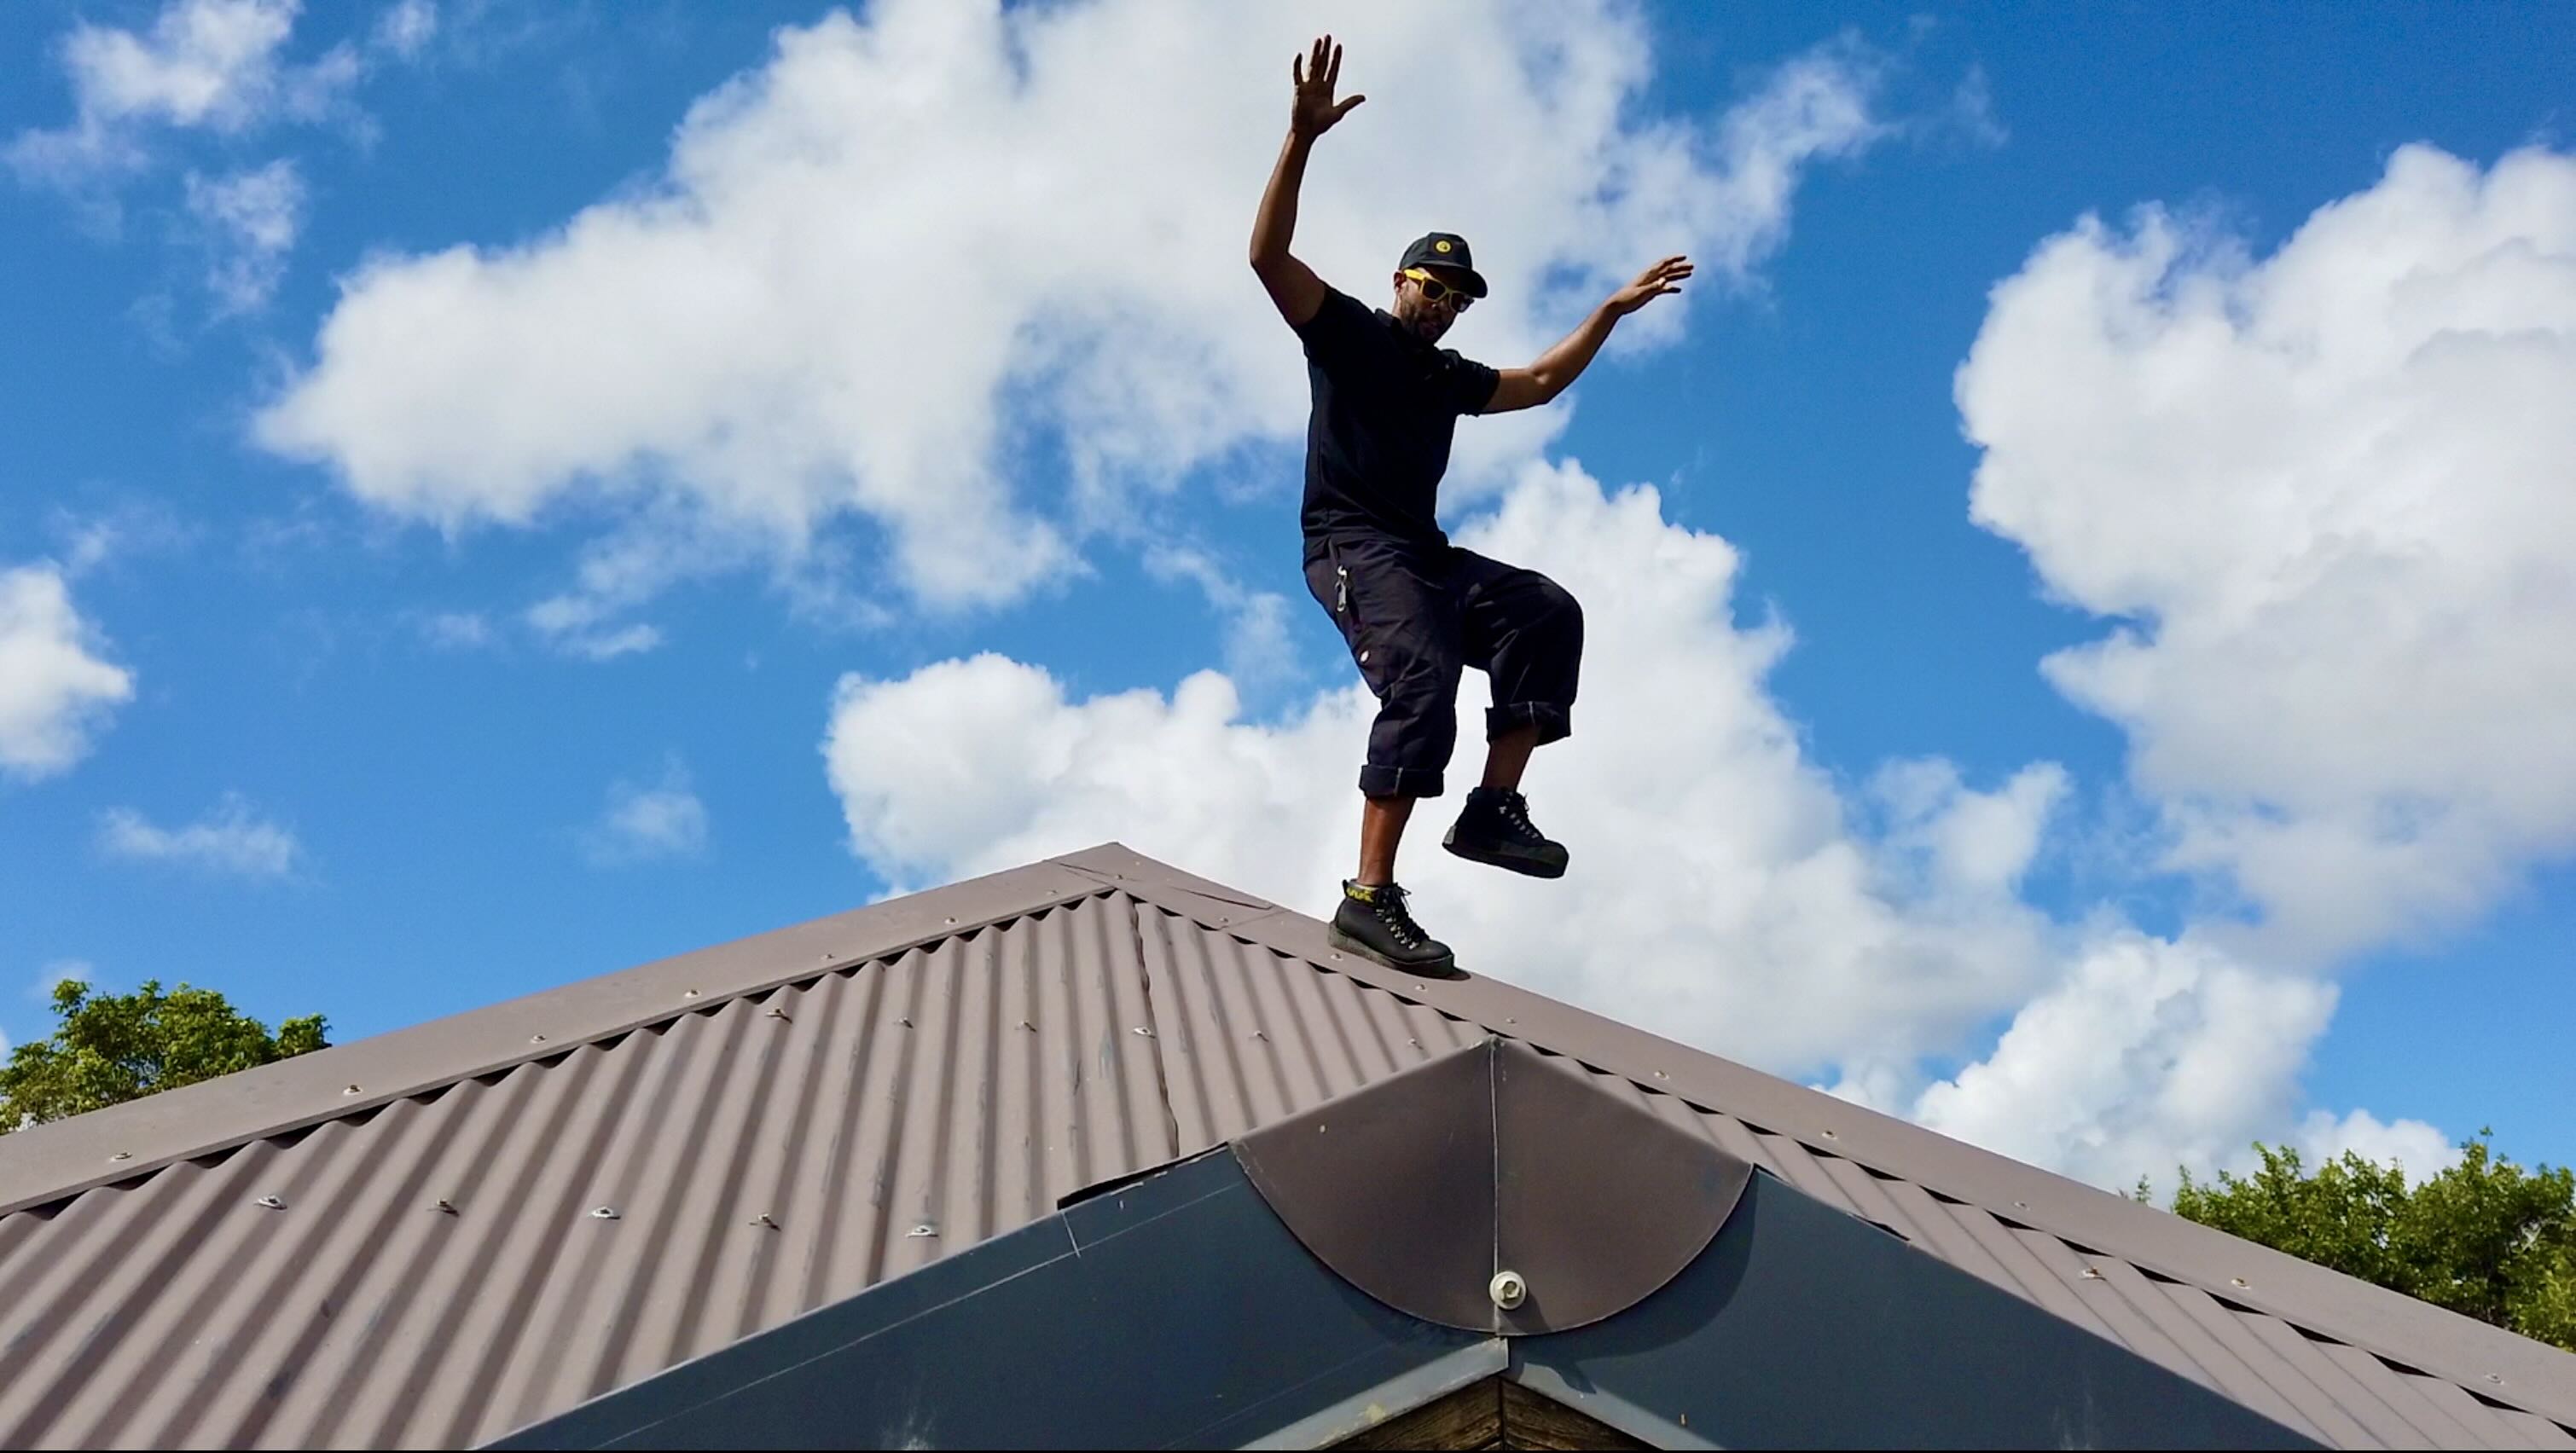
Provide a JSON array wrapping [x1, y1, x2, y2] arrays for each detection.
[[1606, 255, 1693, 316]]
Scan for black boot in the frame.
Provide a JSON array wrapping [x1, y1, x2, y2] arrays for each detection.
[[1442, 787, 1569, 878], [1328, 880, 1460, 976]]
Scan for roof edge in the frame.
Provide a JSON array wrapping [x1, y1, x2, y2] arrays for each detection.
[[1100, 847, 2576, 1430], [0, 856, 1110, 1218]]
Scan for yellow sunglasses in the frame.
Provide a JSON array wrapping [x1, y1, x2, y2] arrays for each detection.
[[1401, 268, 1477, 311]]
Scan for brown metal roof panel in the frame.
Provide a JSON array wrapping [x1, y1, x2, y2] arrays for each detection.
[[1866, 1175, 2033, 1293], [1146, 910, 1475, 1124], [2421, 1376, 2576, 1452], [2492, 1409, 2576, 1450], [1141, 904, 1297, 1148], [2313, 1349, 2510, 1450], [2234, 1313, 2439, 1450], [265, 1079, 546, 1450], [0, 860, 1108, 1220], [2155, 1282, 2383, 1449], [2081, 1258, 2321, 1439], [1747, 1132, 1865, 1213], [2, 1152, 250, 1447], [2387, 1373, 2569, 1452], [1911, 1199, 2127, 1343], [1685, 1107, 1793, 1178], [2007, 1225, 2226, 1391]]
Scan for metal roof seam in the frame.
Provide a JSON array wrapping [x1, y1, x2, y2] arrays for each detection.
[[1121, 894, 1186, 1165]]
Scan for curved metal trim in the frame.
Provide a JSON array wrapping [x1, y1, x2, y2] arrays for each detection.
[[1233, 1037, 1752, 1334]]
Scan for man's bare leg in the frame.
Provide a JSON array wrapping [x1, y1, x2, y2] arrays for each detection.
[[1481, 724, 1540, 792], [1357, 794, 1414, 885]]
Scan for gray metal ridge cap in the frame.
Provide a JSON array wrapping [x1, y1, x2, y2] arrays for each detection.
[[0, 856, 1108, 1218], [1050, 841, 1286, 932], [1105, 851, 2576, 1431]]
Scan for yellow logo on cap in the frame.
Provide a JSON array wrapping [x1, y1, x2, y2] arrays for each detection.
[[1434, 240, 1453, 253]]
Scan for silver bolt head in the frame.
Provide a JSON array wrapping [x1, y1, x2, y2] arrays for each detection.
[[1489, 1269, 1528, 1310]]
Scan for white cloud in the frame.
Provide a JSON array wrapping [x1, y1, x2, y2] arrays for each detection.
[[98, 793, 301, 877], [823, 462, 2425, 1189], [1142, 545, 1300, 687], [415, 610, 492, 650], [5, 0, 351, 185], [1906, 929, 2340, 1194], [1958, 143, 2576, 968], [2296, 1107, 2461, 1186], [0, 563, 135, 780], [525, 594, 662, 661], [582, 758, 708, 865], [254, 1, 1905, 615], [186, 159, 306, 312], [371, 0, 437, 61]]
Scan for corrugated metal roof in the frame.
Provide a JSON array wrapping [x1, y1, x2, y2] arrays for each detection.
[[2, 842, 2569, 1450]]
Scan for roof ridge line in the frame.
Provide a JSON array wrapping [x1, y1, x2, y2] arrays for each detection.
[[1103, 861, 2576, 1428], [0, 860, 1110, 1219]]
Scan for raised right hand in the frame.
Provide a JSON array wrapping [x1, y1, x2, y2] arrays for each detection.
[[1291, 35, 1365, 138]]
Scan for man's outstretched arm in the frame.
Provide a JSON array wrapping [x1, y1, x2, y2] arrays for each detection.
[[1484, 255, 1695, 413], [1250, 36, 1363, 328]]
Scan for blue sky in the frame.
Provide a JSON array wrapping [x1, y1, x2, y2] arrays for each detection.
[[3, 0, 2570, 1189]]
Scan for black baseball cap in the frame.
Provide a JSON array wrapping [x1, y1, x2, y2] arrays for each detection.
[[1397, 232, 1488, 298]]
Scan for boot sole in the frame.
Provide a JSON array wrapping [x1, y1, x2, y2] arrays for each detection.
[[1327, 925, 1465, 978], [1441, 833, 1568, 879]]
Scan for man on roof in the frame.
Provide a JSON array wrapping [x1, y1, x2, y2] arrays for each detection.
[[1250, 35, 1692, 975]]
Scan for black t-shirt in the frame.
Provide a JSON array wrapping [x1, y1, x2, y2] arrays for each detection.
[[1295, 286, 1500, 544]]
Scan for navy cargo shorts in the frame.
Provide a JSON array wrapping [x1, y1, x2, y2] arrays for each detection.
[[1303, 531, 1584, 800]]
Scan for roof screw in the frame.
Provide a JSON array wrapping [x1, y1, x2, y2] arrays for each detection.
[[1407, 1038, 1421, 1049], [751, 1213, 780, 1230], [683, 988, 699, 999], [2230, 1276, 2249, 1288], [1653, 1070, 1669, 1080], [590, 1206, 620, 1220], [531, 1033, 548, 1044], [344, 1084, 363, 1096], [1505, 1017, 1517, 1026], [1132, 1026, 1154, 1038], [1250, 1030, 1269, 1042], [1018, 1020, 1036, 1032], [766, 1008, 792, 1022], [432, 1199, 459, 1215], [907, 1223, 938, 1238], [2486, 1374, 2503, 1384], [1488, 1270, 1528, 1311], [899, 1016, 914, 1028], [108, 1151, 131, 1162], [943, 917, 956, 925], [2080, 1267, 2103, 1280], [256, 1195, 286, 1211], [1819, 1128, 1838, 1139]]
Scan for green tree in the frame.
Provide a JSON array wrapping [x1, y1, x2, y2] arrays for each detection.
[[2160, 1133, 2576, 1352], [0, 978, 328, 1132]]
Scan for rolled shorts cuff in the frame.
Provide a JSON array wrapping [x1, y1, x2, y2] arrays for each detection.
[[1488, 702, 1572, 747], [1358, 764, 1446, 799]]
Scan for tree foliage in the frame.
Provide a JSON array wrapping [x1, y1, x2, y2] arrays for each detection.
[[0, 978, 328, 1133], [2152, 1133, 2576, 1352]]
